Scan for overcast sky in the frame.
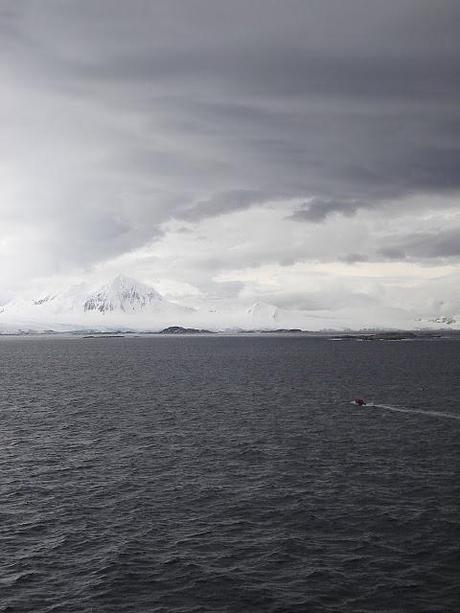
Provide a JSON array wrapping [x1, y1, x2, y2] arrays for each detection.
[[1, 1, 460, 320]]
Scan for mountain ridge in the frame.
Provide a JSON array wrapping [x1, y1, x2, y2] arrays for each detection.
[[1, 274, 459, 333]]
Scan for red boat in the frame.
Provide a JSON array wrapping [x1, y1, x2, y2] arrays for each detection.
[[354, 398, 366, 406]]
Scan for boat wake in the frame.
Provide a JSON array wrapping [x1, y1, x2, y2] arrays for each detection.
[[356, 402, 460, 421]]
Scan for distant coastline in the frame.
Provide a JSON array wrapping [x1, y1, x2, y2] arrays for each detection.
[[1, 327, 459, 340]]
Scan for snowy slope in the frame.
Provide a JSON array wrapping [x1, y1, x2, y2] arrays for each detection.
[[247, 302, 280, 324], [0, 275, 193, 332], [83, 275, 166, 313], [1, 274, 459, 333]]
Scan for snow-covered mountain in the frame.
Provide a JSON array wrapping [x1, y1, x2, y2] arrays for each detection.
[[83, 275, 166, 313], [1, 273, 460, 333], [247, 302, 280, 323], [0, 275, 294, 333], [0, 275, 193, 332]]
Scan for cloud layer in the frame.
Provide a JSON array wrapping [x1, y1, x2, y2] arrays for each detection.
[[1, 1, 459, 322]]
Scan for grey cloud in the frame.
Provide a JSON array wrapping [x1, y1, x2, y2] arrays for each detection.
[[1, 0, 460, 288], [178, 190, 274, 222], [382, 228, 460, 260], [7, 4, 460, 204], [340, 253, 370, 264], [290, 200, 364, 223], [378, 247, 407, 261], [22, 2, 460, 97]]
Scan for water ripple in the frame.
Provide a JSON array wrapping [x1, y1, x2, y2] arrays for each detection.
[[0, 336, 459, 612]]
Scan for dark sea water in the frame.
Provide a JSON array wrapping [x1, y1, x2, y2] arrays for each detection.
[[1, 336, 459, 613]]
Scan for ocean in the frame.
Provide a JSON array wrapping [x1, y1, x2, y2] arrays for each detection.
[[1, 335, 459, 612]]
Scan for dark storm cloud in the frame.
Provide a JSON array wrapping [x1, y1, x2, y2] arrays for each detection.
[[1, 0, 460, 282]]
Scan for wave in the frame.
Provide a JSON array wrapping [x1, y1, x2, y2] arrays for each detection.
[[358, 402, 460, 421]]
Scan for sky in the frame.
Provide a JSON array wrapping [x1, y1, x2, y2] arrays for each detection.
[[1, 0, 460, 323]]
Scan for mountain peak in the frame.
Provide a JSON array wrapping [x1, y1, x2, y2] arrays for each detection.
[[84, 274, 163, 313], [247, 302, 280, 321], [110, 273, 140, 287]]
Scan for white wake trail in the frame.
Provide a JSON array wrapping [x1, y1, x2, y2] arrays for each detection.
[[368, 403, 460, 421]]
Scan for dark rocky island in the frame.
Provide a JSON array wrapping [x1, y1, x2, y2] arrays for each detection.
[[261, 328, 303, 333], [159, 326, 213, 334]]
